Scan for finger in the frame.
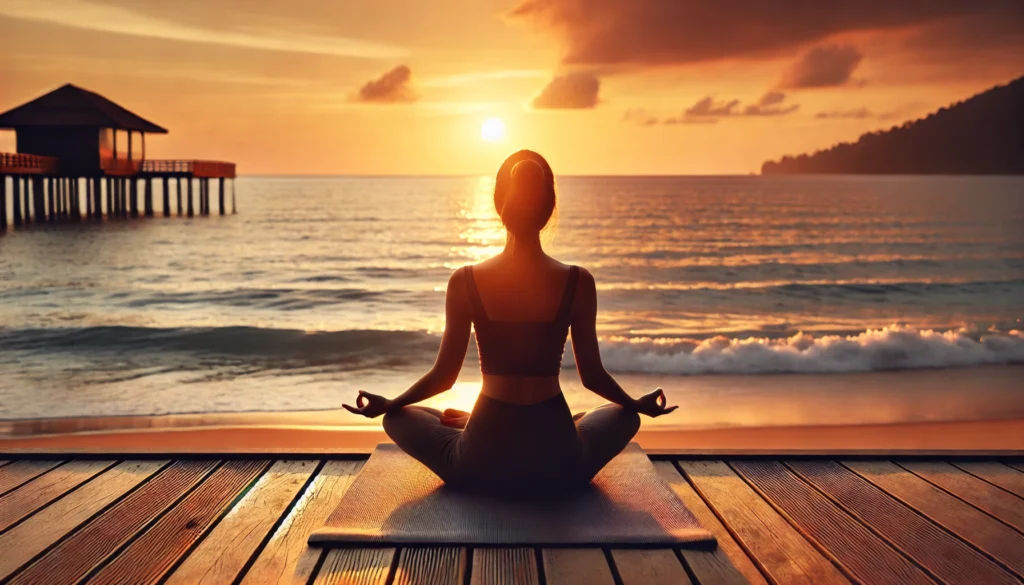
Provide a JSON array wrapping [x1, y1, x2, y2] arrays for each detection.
[[655, 388, 666, 408], [664, 405, 678, 414], [342, 404, 361, 415], [357, 394, 367, 408]]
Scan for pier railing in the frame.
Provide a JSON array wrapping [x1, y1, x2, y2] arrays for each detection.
[[142, 159, 236, 178], [100, 157, 142, 175], [0, 152, 59, 175]]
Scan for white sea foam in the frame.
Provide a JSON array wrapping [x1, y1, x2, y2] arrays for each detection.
[[592, 326, 1024, 375]]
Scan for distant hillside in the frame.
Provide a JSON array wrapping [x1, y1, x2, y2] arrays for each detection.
[[761, 76, 1024, 175]]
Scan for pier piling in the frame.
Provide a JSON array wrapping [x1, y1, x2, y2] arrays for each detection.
[[12, 176, 22, 226], [176, 178, 183, 216], [187, 178, 194, 217], [1, 177, 7, 229], [144, 178, 153, 217], [21, 179, 31, 225], [130, 178, 138, 218], [219, 178, 225, 215], [162, 177, 169, 217]]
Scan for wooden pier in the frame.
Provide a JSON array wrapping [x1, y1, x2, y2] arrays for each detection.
[[0, 84, 236, 231], [0, 450, 1021, 584]]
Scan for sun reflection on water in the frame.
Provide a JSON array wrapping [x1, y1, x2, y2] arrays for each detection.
[[449, 175, 505, 267]]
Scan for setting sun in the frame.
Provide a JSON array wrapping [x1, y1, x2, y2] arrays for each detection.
[[480, 117, 505, 142]]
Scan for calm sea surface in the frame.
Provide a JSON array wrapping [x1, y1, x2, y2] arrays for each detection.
[[1, 175, 1022, 426]]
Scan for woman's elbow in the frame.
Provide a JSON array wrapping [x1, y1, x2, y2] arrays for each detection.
[[580, 368, 611, 390]]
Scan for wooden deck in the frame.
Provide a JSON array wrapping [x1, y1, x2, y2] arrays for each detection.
[[0, 454, 1021, 584]]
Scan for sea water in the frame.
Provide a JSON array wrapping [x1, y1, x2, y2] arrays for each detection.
[[1, 175, 1022, 427]]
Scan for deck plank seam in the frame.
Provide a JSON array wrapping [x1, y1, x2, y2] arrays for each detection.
[[893, 461, 1024, 537], [727, 461, 864, 585], [532, 547, 549, 585], [671, 460, 780, 585], [0, 460, 67, 499], [154, 460, 273, 585], [0, 459, 120, 538], [230, 459, 328, 585], [75, 460, 226, 585], [840, 460, 1024, 580], [0, 459, 176, 583], [671, 547, 705, 585], [948, 461, 1024, 500], [791, 460, 971, 585], [304, 547, 329, 585]]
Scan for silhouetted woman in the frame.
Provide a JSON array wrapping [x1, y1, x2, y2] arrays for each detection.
[[344, 150, 676, 497]]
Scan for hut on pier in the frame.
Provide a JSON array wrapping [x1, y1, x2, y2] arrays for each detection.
[[0, 83, 236, 229]]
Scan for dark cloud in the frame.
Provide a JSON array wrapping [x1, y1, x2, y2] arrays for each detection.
[[780, 45, 863, 88], [816, 107, 874, 119], [354, 65, 418, 103], [531, 72, 601, 109], [629, 92, 799, 125], [509, 1, 1020, 66]]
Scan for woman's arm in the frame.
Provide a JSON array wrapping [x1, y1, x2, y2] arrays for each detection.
[[570, 268, 677, 417], [344, 268, 472, 417]]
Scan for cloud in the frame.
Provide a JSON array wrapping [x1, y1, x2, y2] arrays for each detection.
[[509, 0, 1018, 67], [0, 0, 407, 59], [354, 65, 419, 103], [530, 72, 601, 109], [629, 91, 799, 125], [816, 108, 874, 119], [780, 44, 863, 88]]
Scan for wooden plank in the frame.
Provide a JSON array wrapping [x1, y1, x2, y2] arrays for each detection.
[[954, 461, 1024, 498], [612, 549, 692, 585], [678, 460, 850, 585], [392, 547, 466, 585], [542, 549, 615, 585], [239, 460, 363, 585], [165, 460, 319, 585], [846, 459, 1024, 579], [0, 460, 114, 532], [471, 548, 539, 585], [87, 460, 269, 585], [313, 548, 395, 585], [902, 461, 1024, 532], [0, 461, 165, 581], [733, 460, 934, 585], [789, 460, 1018, 585], [658, 461, 767, 585], [7, 460, 216, 585], [0, 460, 63, 496], [0, 461, 9, 468]]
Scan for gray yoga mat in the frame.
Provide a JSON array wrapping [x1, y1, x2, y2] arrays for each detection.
[[309, 442, 716, 547]]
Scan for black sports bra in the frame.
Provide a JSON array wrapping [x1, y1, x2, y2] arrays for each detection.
[[464, 265, 579, 377]]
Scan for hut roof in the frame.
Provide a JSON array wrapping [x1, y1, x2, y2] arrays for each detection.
[[0, 83, 168, 133]]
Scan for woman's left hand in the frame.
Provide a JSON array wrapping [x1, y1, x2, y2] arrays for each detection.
[[343, 390, 392, 418]]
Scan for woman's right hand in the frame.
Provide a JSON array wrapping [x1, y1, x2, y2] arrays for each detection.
[[633, 388, 677, 417]]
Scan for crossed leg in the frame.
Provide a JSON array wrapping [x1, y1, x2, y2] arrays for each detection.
[[574, 403, 641, 481]]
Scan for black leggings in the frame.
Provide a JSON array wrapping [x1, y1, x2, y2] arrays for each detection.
[[382, 393, 641, 497]]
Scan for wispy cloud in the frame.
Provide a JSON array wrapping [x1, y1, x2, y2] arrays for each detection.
[[0, 0, 408, 59], [420, 69, 549, 88]]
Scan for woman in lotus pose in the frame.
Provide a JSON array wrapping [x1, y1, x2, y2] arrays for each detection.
[[344, 150, 676, 497]]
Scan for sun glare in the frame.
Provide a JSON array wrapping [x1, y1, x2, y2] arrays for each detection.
[[480, 117, 505, 142]]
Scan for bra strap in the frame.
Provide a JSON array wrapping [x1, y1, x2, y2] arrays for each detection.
[[555, 266, 580, 323], [463, 266, 487, 323]]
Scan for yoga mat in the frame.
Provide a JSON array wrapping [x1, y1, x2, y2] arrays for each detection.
[[309, 442, 716, 547]]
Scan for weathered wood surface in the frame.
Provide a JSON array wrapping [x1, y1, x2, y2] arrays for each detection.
[[0, 460, 63, 496], [88, 460, 268, 585], [165, 459, 319, 585], [902, 460, 1024, 532], [612, 549, 693, 585], [313, 548, 395, 585], [657, 461, 767, 585], [789, 460, 1018, 585], [240, 460, 363, 585], [8, 460, 215, 585], [391, 547, 466, 585], [542, 549, 615, 585], [471, 548, 539, 585], [0, 459, 113, 532], [733, 460, 934, 585], [845, 459, 1024, 579], [0, 460, 165, 581], [680, 460, 851, 585], [953, 461, 1024, 498]]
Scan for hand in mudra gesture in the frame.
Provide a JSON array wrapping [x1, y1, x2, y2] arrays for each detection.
[[633, 388, 677, 417], [343, 390, 391, 418]]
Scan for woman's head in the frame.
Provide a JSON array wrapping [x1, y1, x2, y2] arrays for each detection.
[[494, 150, 556, 238]]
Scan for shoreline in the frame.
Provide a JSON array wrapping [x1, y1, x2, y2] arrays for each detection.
[[3, 417, 1023, 454]]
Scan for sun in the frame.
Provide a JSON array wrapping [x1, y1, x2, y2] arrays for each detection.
[[480, 117, 505, 142]]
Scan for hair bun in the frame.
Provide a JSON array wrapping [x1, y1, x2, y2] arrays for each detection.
[[511, 159, 545, 188]]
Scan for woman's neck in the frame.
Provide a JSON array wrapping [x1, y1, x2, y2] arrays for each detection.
[[503, 233, 544, 258]]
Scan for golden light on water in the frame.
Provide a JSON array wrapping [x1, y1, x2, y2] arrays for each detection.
[[422, 381, 483, 412], [480, 117, 505, 142]]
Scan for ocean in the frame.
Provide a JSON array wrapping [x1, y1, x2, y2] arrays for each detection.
[[1, 175, 1023, 429]]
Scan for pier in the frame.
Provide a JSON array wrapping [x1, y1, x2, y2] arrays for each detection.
[[0, 84, 236, 230]]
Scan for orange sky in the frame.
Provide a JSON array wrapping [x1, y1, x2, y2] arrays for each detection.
[[1, 0, 1021, 175]]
